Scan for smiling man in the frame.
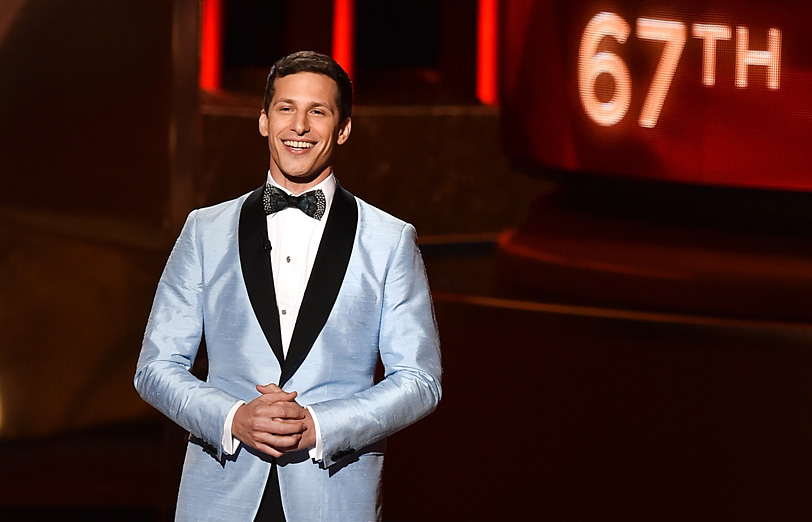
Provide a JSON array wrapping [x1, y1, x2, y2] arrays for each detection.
[[134, 51, 442, 522]]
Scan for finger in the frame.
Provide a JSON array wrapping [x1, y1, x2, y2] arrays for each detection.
[[254, 399, 306, 420], [266, 401, 306, 419], [269, 420, 308, 436], [254, 392, 298, 409], [251, 417, 307, 436], [256, 383, 285, 393], [255, 431, 303, 453], [254, 442, 285, 458], [256, 388, 297, 403], [256, 384, 294, 400], [262, 419, 305, 433]]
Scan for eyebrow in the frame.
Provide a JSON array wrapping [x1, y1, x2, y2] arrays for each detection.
[[274, 98, 334, 111]]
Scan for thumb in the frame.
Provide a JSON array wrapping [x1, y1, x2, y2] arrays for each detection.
[[257, 382, 282, 392], [256, 383, 296, 399]]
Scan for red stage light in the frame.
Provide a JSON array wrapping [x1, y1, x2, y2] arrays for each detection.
[[333, 0, 355, 80], [200, 0, 222, 91], [477, 0, 499, 105]]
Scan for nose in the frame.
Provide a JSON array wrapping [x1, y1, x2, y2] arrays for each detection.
[[292, 112, 309, 135]]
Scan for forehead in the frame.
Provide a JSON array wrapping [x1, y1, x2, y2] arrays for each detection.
[[271, 72, 339, 107]]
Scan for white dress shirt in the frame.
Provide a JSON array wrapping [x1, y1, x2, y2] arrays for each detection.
[[221, 172, 335, 459]]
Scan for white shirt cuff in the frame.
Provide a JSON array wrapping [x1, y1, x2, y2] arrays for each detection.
[[306, 405, 324, 461], [222, 400, 245, 455]]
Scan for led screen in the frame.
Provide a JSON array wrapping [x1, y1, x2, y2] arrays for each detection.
[[501, 0, 812, 191]]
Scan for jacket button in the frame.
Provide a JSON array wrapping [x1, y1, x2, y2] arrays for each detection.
[[331, 448, 355, 461]]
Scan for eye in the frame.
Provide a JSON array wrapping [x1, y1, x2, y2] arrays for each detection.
[[311, 109, 325, 115]]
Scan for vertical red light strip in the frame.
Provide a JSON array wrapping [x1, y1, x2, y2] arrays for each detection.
[[332, 0, 355, 79], [200, 0, 222, 91], [477, 0, 498, 105]]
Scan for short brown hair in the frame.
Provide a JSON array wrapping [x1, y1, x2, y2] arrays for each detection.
[[263, 51, 353, 122]]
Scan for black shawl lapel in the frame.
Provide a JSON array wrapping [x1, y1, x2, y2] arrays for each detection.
[[239, 185, 285, 366], [279, 183, 358, 387]]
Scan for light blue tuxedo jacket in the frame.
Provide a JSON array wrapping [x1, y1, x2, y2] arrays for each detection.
[[134, 182, 442, 521]]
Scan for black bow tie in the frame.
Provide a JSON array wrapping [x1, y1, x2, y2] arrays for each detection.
[[263, 184, 326, 220]]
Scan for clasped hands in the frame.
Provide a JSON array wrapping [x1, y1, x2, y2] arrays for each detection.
[[232, 383, 316, 457]]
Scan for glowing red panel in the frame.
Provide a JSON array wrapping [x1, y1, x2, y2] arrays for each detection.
[[477, 0, 499, 105], [200, 0, 222, 91], [333, 0, 355, 79]]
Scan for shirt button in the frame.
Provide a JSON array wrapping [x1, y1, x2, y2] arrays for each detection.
[[281, 309, 287, 315], [286, 256, 291, 263]]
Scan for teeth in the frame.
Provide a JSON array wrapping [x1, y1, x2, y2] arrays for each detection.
[[283, 140, 314, 149]]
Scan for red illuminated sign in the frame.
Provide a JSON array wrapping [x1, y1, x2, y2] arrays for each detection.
[[578, 13, 780, 128], [501, 1, 812, 191]]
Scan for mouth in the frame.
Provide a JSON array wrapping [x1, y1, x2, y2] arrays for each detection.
[[282, 139, 315, 151]]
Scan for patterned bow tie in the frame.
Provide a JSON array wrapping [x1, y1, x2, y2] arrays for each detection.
[[263, 184, 326, 220]]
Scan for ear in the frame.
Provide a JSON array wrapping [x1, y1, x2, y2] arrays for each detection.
[[258, 110, 269, 137], [337, 117, 352, 145]]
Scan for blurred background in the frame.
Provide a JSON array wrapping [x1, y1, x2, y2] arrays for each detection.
[[1, 0, 811, 520]]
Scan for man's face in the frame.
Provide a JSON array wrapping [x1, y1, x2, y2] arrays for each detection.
[[259, 71, 351, 190]]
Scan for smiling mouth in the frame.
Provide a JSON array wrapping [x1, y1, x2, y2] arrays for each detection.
[[282, 140, 314, 150]]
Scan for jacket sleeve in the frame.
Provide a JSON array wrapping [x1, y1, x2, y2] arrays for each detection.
[[308, 223, 442, 468], [133, 210, 241, 458]]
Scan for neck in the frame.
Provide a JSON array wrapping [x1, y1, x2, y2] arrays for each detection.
[[269, 166, 333, 195]]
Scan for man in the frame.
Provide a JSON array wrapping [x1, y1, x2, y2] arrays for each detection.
[[135, 51, 442, 521]]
